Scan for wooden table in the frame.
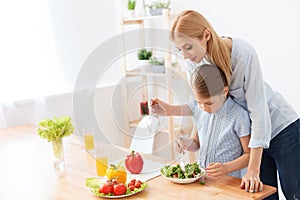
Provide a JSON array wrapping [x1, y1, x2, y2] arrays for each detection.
[[0, 125, 276, 200]]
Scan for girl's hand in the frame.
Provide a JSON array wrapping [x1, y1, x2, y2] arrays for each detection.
[[175, 137, 194, 153], [150, 98, 171, 116], [175, 137, 186, 153], [240, 170, 263, 193], [205, 162, 227, 179]]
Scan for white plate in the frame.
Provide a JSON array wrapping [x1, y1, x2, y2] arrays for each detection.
[[88, 187, 145, 199], [87, 178, 147, 199]]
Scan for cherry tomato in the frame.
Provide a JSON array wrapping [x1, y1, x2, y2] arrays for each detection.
[[128, 182, 134, 187], [128, 185, 135, 191], [113, 183, 127, 196], [134, 182, 141, 188], [106, 179, 118, 187], [131, 179, 136, 183], [99, 184, 113, 195]]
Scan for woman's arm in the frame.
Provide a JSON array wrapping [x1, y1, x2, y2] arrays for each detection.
[[239, 44, 270, 193], [205, 135, 250, 178], [151, 98, 193, 116]]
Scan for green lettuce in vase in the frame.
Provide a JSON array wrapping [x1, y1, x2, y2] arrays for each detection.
[[37, 116, 75, 169]]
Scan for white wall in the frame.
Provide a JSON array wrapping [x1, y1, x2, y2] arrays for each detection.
[[1, 0, 299, 153], [48, 0, 119, 85], [47, 0, 300, 114], [170, 0, 300, 114]]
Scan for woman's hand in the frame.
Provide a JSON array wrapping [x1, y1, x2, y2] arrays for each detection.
[[205, 162, 227, 179], [240, 147, 264, 193], [150, 98, 171, 116], [240, 170, 263, 193]]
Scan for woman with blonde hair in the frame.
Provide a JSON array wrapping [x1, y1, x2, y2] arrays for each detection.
[[151, 10, 299, 199]]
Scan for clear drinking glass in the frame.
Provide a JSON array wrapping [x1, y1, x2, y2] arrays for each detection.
[[83, 128, 95, 152], [95, 148, 108, 177]]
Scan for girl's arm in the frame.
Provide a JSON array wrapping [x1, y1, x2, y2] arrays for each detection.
[[188, 130, 200, 152], [205, 135, 250, 179]]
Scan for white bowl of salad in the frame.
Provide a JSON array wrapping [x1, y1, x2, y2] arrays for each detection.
[[160, 163, 205, 184]]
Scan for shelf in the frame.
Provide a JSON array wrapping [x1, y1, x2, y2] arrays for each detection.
[[129, 119, 176, 134], [121, 9, 184, 159], [126, 70, 166, 77], [122, 15, 164, 25], [129, 119, 193, 135], [121, 13, 178, 25]]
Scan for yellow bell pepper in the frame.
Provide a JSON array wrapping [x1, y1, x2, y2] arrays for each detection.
[[106, 164, 127, 184]]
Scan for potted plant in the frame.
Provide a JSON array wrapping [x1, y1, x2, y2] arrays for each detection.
[[138, 48, 152, 60], [126, 0, 136, 17], [127, 0, 136, 10], [147, 0, 171, 16], [149, 56, 165, 73], [37, 116, 75, 169], [137, 48, 153, 71]]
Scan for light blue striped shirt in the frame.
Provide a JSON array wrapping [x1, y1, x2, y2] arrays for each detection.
[[194, 97, 250, 178], [186, 37, 298, 148]]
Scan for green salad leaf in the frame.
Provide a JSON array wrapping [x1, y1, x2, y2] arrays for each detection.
[[85, 177, 102, 189], [160, 163, 204, 179], [37, 116, 75, 142]]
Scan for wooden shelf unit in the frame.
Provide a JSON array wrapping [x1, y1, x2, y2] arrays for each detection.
[[120, 10, 191, 159]]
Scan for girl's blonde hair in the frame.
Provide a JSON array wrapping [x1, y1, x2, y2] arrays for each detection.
[[171, 10, 232, 85], [191, 64, 228, 98]]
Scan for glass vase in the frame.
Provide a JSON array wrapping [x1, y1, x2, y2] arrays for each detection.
[[52, 138, 65, 169]]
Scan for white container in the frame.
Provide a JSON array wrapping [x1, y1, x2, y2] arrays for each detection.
[[152, 65, 165, 73]]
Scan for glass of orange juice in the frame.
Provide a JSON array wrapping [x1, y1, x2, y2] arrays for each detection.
[[83, 128, 95, 151], [95, 148, 108, 177]]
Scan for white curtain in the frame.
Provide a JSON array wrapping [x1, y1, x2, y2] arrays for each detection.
[[0, 0, 69, 102], [0, 0, 70, 127]]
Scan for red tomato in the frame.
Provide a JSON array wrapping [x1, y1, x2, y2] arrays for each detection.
[[113, 184, 127, 196], [99, 183, 113, 195], [125, 151, 144, 174]]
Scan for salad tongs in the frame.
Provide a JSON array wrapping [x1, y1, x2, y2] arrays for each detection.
[[180, 150, 186, 172]]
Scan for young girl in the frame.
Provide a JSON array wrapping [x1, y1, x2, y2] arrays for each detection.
[[151, 10, 300, 199], [176, 64, 251, 178]]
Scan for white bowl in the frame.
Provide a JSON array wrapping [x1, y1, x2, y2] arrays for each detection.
[[161, 168, 205, 184]]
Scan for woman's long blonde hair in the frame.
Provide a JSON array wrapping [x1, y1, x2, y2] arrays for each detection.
[[171, 10, 232, 85]]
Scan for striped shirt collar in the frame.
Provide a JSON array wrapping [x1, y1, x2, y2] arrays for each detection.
[[212, 96, 234, 117]]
